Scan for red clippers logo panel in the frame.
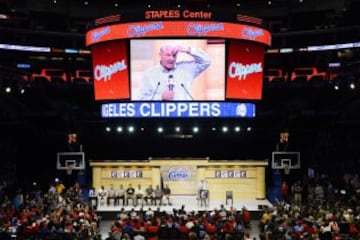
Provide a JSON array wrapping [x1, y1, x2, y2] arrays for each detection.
[[92, 40, 130, 100], [226, 40, 264, 100]]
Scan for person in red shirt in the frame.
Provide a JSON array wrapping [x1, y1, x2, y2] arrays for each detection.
[[241, 207, 251, 227], [147, 219, 159, 240], [281, 181, 289, 202]]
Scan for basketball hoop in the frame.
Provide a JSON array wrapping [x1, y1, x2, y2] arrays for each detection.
[[283, 163, 290, 175], [66, 164, 74, 175]]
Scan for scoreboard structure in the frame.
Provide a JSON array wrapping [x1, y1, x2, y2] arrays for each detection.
[[85, 7, 271, 118]]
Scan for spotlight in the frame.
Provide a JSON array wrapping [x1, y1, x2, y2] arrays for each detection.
[[128, 126, 135, 133]]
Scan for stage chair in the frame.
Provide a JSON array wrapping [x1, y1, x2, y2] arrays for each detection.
[[225, 191, 233, 205]]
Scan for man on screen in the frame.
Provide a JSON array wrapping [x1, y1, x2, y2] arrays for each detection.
[[139, 44, 211, 101]]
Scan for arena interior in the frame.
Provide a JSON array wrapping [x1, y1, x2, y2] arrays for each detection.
[[0, 0, 360, 239]]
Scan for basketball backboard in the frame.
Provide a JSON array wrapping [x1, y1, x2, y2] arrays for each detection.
[[271, 151, 300, 169], [57, 152, 85, 170]]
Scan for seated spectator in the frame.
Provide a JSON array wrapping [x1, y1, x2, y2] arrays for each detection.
[[126, 184, 135, 206], [97, 185, 107, 206], [88, 187, 97, 207], [163, 184, 172, 206], [135, 184, 144, 207], [144, 185, 154, 206], [153, 185, 163, 206], [117, 184, 126, 206], [107, 184, 116, 206], [147, 219, 159, 240]]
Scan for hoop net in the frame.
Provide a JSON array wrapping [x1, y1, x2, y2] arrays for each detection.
[[66, 164, 74, 175], [283, 163, 290, 175]]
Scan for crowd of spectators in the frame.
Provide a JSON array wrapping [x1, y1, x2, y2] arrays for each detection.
[[258, 172, 360, 240], [105, 204, 252, 240], [1, 170, 360, 240], [0, 180, 100, 239]]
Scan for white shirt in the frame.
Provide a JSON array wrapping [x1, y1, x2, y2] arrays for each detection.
[[108, 187, 116, 197], [135, 188, 144, 196], [89, 189, 96, 197]]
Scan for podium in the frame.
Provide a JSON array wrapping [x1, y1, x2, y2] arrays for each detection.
[[199, 189, 209, 207]]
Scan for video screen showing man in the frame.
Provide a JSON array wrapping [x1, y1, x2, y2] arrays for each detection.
[[131, 39, 225, 101]]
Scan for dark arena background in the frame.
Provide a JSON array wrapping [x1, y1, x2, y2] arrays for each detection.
[[0, 0, 360, 239]]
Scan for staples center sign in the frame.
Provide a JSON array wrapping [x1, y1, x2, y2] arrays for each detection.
[[226, 40, 264, 100], [91, 41, 130, 100]]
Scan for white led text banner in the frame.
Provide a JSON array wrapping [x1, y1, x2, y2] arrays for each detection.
[[101, 102, 255, 118]]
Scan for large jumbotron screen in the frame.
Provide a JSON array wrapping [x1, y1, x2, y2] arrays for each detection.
[[86, 10, 271, 118], [130, 38, 226, 101]]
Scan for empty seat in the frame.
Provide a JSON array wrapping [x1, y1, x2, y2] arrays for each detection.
[[225, 191, 233, 205]]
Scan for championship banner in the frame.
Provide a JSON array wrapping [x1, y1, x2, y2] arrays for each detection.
[[92, 40, 130, 100], [101, 102, 255, 118], [226, 40, 264, 100]]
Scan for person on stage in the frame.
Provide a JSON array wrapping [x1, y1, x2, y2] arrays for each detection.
[[144, 184, 154, 206], [163, 184, 172, 206], [126, 183, 135, 206], [198, 179, 208, 207]]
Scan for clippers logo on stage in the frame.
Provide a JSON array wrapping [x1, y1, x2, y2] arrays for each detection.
[[168, 167, 191, 181], [226, 40, 264, 100], [92, 40, 130, 100]]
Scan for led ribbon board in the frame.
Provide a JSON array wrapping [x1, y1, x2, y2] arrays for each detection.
[[101, 102, 255, 118], [86, 20, 271, 46]]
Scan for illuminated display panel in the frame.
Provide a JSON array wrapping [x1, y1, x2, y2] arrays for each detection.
[[92, 40, 130, 100], [86, 12, 270, 117], [226, 40, 265, 100], [130, 39, 225, 101], [86, 21, 271, 47]]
